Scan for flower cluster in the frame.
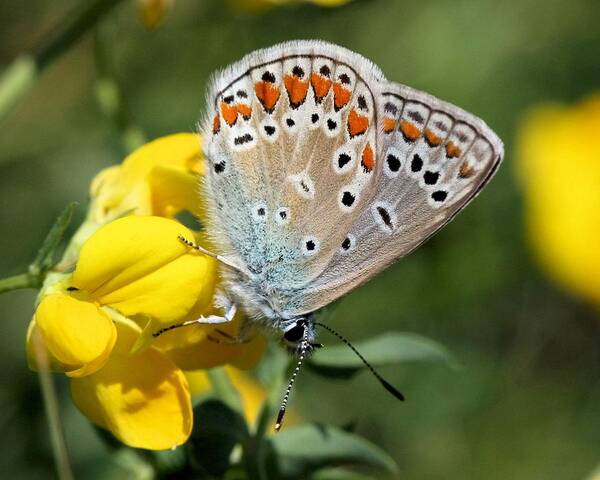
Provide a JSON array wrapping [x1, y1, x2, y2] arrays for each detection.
[[516, 94, 600, 307], [27, 134, 266, 449]]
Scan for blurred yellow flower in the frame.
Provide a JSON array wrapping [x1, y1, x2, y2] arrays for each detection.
[[27, 134, 267, 449], [136, 0, 174, 29], [516, 94, 600, 306]]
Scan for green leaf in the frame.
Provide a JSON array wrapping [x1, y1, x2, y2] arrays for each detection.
[[308, 332, 457, 378], [270, 423, 397, 479], [311, 467, 379, 480], [187, 399, 249, 478], [31, 202, 77, 276]]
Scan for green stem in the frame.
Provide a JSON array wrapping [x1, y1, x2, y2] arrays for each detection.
[[0, 272, 39, 294], [32, 331, 74, 480], [0, 0, 125, 120]]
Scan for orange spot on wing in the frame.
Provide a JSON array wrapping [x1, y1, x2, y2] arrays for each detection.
[[212, 114, 220, 134], [361, 143, 375, 172], [310, 73, 332, 102], [445, 142, 462, 158], [254, 81, 280, 112], [458, 162, 475, 178], [235, 103, 252, 120], [333, 82, 352, 110], [220, 102, 238, 127], [399, 120, 421, 142], [424, 128, 442, 147], [283, 74, 309, 107], [383, 117, 396, 133], [347, 109, 369, 137]]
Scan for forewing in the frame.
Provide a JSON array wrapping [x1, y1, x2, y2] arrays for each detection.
[[202, 41, 386, 290], [288, 81, 504, 315]]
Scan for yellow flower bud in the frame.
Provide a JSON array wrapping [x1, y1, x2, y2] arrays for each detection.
[[27, 293, 117, 377]]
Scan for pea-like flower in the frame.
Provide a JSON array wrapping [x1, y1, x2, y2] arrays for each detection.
[[516, 94, 600, 307], [26, 134, 266, 449]]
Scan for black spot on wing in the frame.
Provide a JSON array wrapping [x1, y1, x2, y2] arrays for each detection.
[[234, 133, 253, 145], [423, 171, 440, 185], [411, 154, 423, 172], [432, 190, 448, 202], [387, 154, 401, 172], [377, 207, 394, 229], [341, 191, 355, 207], [262, 71, 276, 83], [319, 65, 331, 77], [338, 153, 351, 169]]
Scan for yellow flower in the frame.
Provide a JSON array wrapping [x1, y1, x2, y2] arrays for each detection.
[[136, 0, 174, 29], [89, 132, 204, 225], [72, 215, 215, 328], [27, 293, 116, 377], [60, 133, 205, 270], [27, 134, 267, 449], [516, 94, 600, 306], [70, 317, 192, 450]]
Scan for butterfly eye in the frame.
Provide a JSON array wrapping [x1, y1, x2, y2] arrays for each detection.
[[283, 321, 305, 343]]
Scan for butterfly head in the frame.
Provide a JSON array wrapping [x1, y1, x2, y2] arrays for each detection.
[[282, 317, 321, 355]]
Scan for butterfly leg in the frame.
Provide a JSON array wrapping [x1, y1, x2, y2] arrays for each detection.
[[209, 320, 254, 345], [152, 302, 237, 338]]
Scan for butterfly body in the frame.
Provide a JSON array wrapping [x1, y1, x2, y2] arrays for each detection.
[[200, 41, 503, 346]]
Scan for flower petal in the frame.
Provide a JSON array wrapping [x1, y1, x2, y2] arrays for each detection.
[[120, 133, 203, 183], [185, 367, 266, 425], [147, 164, 206, 219], [70, 318, 193, 450], [73, 216, 216, 324], [88, 133, 203, 223], [28, 293, 116, 376], [161, 316, 267, 371]]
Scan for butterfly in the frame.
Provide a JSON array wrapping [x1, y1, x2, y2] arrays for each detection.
[[164, 40, 503, 428]]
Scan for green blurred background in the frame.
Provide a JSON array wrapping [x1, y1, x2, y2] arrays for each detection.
[[1, 0, 599, 478]]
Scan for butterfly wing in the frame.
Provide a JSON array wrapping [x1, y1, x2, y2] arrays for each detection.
[[202, 41, 388, 295], [286, 81, 504, 316]]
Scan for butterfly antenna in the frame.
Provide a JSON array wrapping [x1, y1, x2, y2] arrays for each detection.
[[177, 235, 251, 276], [314, 322, 405, 402], [275, 329, 309, 432]]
